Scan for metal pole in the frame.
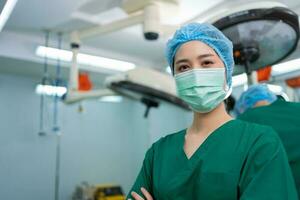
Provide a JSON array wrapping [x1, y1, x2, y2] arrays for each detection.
[[54, 32, 63, 200], [54, 132, 61, 200], [245, 59, 253, 85], [38, 31, 50, 136]]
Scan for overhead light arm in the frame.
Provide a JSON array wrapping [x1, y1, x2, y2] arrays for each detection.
[[67, 11, 144, 92], [70, 0, 180, 41], [63, 89, 117, 104], [65, 32, 122, 105], [70, 31, 80, 91], [77, 11, 144, 40]]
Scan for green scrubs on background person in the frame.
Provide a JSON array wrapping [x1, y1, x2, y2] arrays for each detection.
[[127, 120, 297, 199], [238, 99, 300, 197]]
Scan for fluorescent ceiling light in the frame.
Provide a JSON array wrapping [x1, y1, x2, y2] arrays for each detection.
[[36, 46, 72, 61], [232, 73, 247, 87], [36, 46, 136, 72], [272, 58, 300, 76], [99, 96, 123, 103], [35, 84, 67, 97], [0, 0, 18, 32]]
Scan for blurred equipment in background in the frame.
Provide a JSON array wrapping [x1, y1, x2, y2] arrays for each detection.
[[72, 182, 125, 200], [72, 0, 181, 41], [257, 66, 272, 82], [104, 67, 189, 117], [63, 9, 192, 117], [71, 0, 299, 43], [64, 1, 299, 116], [213, 3, 299, 85], [286, 76, 300, 101], [225, 95, 236, 113], [64, 66, 190, 118], [53, 32, 64, 200], [286, 76, 300, 88], [36, 31, 65, 200], [264, 84, 289, 101], [37, 30, 50, 136], [78, 72, 93, 91]]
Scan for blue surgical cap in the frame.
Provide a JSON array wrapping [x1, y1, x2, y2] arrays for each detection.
[[234, 84, 278, 116], [165, 23, 234, 88]]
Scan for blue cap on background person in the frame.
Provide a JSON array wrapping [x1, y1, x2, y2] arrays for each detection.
[[234, 84, 278, 116]]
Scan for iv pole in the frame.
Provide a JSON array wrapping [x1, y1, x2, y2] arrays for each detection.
[[38, 31, 50, 136], [53, 32, 63, 200]]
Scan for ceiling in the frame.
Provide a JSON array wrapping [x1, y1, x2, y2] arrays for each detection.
[[1, 0, 300, 85]]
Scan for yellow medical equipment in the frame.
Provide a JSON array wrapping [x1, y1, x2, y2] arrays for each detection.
[[72, 183, 125, 200]]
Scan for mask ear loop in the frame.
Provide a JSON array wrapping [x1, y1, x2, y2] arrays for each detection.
[[224, 85, 232, 99], [224, 70, 232, 100]]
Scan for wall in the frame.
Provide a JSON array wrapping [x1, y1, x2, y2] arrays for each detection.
[[0, 73, 191, 200]]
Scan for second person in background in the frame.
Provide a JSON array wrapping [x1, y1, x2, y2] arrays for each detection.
[[235, 84, 300, 197]]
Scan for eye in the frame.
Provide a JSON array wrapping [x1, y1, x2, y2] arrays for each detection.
[[178, 65, 190, 72], [202, 60, 214, 66]]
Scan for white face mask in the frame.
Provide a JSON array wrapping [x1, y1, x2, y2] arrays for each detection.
[[175, 68, 230, 113]]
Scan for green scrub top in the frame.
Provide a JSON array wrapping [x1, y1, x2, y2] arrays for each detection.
[[127, 120, 298, 200], [238, 99, 300, 197]]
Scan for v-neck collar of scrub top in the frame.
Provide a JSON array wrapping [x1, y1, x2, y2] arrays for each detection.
[[179, 119, 236, 168], [163, 120, 237, 198]]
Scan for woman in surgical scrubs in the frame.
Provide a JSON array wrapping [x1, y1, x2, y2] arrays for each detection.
[[127, 23, 298, 200]]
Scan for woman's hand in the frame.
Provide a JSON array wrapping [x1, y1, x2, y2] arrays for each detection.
[[129, 187, 153, 200]]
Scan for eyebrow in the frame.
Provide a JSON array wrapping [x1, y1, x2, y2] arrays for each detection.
[[175, 54, 214, 65]]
